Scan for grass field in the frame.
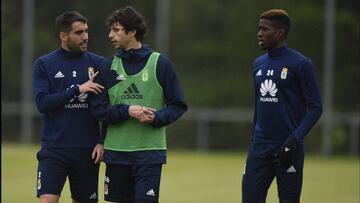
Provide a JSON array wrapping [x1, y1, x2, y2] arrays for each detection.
[[2, 143, 359, 203]]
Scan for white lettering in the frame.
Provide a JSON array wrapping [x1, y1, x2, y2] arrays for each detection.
[[260, 97, 278, 103], [65, 103, 89, 109]]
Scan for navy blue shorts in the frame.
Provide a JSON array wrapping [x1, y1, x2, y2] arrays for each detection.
[[104, 163, 162, 203], [242, 142, 304, 203], [36, 148, 100, 202]]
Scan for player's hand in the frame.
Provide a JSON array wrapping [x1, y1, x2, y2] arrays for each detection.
[[276, 136, 297, 168], [128, 105, 143, 119], [144, 107, 156, 112], [92, 144, 104, 164], [128, 105, 156, 123], [79, 71, 104, 94], [137, 108, 155, 124]]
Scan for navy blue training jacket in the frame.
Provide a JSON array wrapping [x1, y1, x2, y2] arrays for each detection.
[[252, 46, 322, 145], [33, 48, 104, 148]]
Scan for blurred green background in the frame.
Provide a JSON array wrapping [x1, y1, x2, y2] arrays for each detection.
[[1, 0, 359, 202], [2, 0, 359, 154]]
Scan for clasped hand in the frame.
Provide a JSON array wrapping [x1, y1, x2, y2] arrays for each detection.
[[129, 105, 156, 124]]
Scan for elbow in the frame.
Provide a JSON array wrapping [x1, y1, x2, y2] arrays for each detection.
[[318, 105, 323, 116], [37, 107, 46, 114], [311, 103, 323, 120], [92, 111, 108, 121], [35, 101, 47, 114], [308, 99, 323, 119], [35, 95, 48, 113], [315, 101, 323, 116], [177, 102, 188, 115], [172, 102, 188, 120], [317, 105, 323, 119], [183, 103, 189, 113]]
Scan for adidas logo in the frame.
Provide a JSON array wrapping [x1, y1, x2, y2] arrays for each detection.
[[286, 165, 297, 173], [256, 69, 262, 76], [146, 189, 155, 196], [121, 83, 143, 99], [89, 192, 97, 199], [54, 71, 64, 78], [116, 74, 124, 81]]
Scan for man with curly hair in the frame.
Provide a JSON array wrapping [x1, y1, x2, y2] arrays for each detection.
[[90, 6, 187, 203]]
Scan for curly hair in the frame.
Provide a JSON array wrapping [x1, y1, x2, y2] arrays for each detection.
[[106, 6, 148, 42]]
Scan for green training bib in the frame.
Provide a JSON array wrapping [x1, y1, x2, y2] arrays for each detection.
[[105, 52, 166, 151]]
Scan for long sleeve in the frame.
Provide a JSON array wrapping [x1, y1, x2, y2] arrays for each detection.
[[90, 49, 187, 127], [151, 56, 188, 128], [251, 68, 258, 142], [89, 90, 130, 123], [291, 59, 323, 141], [89, 58, 130, 123], [97, 121, 106, 144], [33, 58, 79, 113], [33, 49, 105, 148]]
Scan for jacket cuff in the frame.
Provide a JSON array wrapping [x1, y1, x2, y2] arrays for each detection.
[[151, 112, 161, 128], [67, 85, 80, 97], [289, 133, 302, 144]]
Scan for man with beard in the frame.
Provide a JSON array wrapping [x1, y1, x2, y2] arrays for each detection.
[[33, 10, 105, 203]]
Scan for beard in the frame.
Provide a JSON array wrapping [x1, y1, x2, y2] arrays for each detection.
[[67, 40, 87, 53]]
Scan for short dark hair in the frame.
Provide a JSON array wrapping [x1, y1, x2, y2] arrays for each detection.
[[55, 10, 87, 33], [260, 9, 290, 38], [106, 6, 148, 42]]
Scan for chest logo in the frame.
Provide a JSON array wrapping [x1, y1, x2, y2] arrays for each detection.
[[281, 67, 288, 79], [259, 79, 278, 103], [260, 79, 277, 96], [54, 71, 64, 78], [116, 74, 125, 81], [142, 71, 148, 81], [88, 67, 94, 78], [121, 83, 143, 99]]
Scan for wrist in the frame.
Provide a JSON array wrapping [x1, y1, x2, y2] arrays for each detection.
[[75, 85, 80, 95], [289, 134, 299, 144], [67, 85, 80, 97], [284, 135, 297, 148], [78, 84, 84, 94], [128, 105, 139, 118]]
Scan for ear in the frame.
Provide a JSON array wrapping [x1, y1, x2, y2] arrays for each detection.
[[59, 32, 68, 42], [129, 30, 137, 38], [277, 28, 286, 39]]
